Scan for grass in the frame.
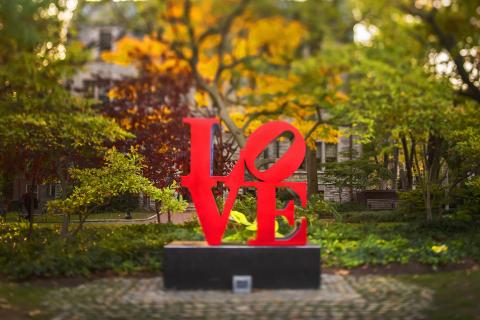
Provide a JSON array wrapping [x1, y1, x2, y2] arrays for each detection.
[[399, 268, 480, 320], [0, 280, 53, 319], [3, 211, 155, 223]]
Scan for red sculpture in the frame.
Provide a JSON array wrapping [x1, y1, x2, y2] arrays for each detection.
[[182, 118, 307, 246]]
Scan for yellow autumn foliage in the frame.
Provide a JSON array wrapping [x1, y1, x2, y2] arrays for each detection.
[[103, 0, 344, 146]]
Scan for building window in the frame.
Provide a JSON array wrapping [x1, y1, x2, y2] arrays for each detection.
[[46, 184, 56, 198], [325, 143, 338, 163], [99, 30, 112, 51], [25, 184, 38, 196], [83, 80, 110, 101]]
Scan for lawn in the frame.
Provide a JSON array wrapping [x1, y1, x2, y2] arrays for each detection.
[[0, 280, 53, 320], [3, 211, 155, 224], [399, 269, 480, 320]]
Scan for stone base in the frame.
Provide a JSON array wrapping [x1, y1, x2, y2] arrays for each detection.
[[164, 241, 321, 290]]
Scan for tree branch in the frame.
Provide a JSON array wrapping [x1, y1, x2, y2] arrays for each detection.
[[242, 102, 288, 131], [214, 0, 250, 83], [401, 5, 480, 103], [305, 107, 323, 140]]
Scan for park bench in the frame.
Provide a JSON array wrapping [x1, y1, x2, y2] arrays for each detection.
[[366, 199, 398, 210]]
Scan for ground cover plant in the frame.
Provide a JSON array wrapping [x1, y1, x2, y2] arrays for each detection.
[[1, 217, 479, 280]]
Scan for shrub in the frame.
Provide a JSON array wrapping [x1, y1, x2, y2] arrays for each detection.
[[308, 221, 480, 268], [398, 187, 446, 215], [0, 222, 201, 280], [340, 210, 417, 223], [335, 201, 369, 212], [232, 193, 257, 221], [453, 178, 480, 219], [297, 194, 340, 222], [1, 217, 479, 280]]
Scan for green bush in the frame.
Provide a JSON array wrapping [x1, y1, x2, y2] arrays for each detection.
[[232, 193, 257, 221], [97, 193, 139, 213], [340, 210, 417, 223], [453, 178, 480, 219], [398, 188, 446, 215], [1, 217, 479, 280], [308, 221, 480, 268], [335, 201, 369, 212], [297, 194, 339, 222], [0, 222, 202, 280]]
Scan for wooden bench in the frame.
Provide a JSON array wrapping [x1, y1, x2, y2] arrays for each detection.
[[367, 199, 398, 210]]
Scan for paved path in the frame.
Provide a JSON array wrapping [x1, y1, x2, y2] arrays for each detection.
[[44, 274, 432, 320]]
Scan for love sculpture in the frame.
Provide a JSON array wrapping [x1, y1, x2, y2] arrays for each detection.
[[182, 118, 308, 246]]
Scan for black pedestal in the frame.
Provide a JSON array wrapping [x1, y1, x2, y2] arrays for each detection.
[[164, 241, 321, 290]]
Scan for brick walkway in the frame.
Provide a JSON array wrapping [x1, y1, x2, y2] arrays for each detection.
[[45, 274, 432, 320]]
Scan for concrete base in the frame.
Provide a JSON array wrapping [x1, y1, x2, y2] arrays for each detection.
[[164, 241, 321, 290]]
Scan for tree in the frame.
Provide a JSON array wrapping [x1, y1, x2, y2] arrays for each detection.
[[347, 0, 480, 219], [101, 38, 236, 193], [0, 0, 130, 234], [102, 59, 193, 189], [103, 0, 348, 200], [47, 149, 187, 236], [349, 0, 480, 102], [400, 0, 480, 103]]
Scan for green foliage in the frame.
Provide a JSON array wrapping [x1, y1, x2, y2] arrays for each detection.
[[398, 189, 445, 215], [47, 149, 187, 218], [339, 210, 416, 223], [334, 201, 368, 213], [453, 177, 480, 218], [232, 193, 257, 221], [323, 157, 391, 193], [297, 194, 339, 222], [0, 222, 202, 280], [223, 210, 283, 243], [309, 220, 480, 268], [98, 193, 139, 213], [1, 218, 479, 280], [225, 193, 338, 242]]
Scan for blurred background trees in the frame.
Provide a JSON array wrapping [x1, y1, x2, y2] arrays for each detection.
[[0, 0, 479, 223]]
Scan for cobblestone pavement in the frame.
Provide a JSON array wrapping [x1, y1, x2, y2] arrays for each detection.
[[44, 274, 432, 320]]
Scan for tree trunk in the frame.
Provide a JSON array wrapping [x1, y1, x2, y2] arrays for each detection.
[[55, 159, 72, 237], [61, 214, 70, 237], [425, 170, 432, 220], [167, 209, 171, 223], [401, 135, 414, 190], [382, 152, 389, 189], [445, 167, 450, 212], [196, 77, 246, 147], [78, 210, 83, 231], [392, 146, 399, 190], [348, 134, 354, 201], [27, 176, 35, 237], [155, 201, 161, 224], [306, 147, 318, 200], [422, 140, 434, 221]]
